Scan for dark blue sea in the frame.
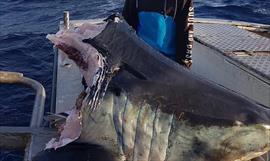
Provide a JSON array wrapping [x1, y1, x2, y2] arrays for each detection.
[[0, 0, 269, 160]]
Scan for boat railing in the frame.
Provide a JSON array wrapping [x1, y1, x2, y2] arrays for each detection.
[[0, 71, 45, 127], [0, 71, 52, 161]]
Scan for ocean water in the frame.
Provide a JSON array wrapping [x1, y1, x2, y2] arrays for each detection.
[[0, 0, 269, 160]]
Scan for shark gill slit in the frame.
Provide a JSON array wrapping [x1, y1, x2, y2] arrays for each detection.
[[147, 107, 159, 161], [132, 102, 145, 161], [121, 94, 129, 154], [112, 94, 124, 156], [164, 114, 175, 161]]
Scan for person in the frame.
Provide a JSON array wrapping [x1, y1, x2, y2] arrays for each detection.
[[122, 0, 194, 68]]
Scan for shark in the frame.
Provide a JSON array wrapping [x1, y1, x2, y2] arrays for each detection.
[[35, 15, 270, 161]]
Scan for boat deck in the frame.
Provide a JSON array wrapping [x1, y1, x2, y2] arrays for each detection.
[[194, 22, 270, 80]]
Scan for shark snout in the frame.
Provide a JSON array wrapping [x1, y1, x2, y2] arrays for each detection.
[[220, 124, 270, 161]]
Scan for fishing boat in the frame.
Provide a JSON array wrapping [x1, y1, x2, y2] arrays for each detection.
[[0, 11, 269, 161]]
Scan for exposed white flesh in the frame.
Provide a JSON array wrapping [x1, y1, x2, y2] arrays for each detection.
[[75, 22, 107, 39], [47, 31, 104, 88], [45, 109, 82, 149], [46, 23, 107, 149]]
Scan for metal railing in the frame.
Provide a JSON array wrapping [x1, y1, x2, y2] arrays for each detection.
[[0, 71, 51, 161], [0, 71, 46, 127]]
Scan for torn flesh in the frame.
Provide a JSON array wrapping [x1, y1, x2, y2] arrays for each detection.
[[47, 28, 105, 88], [45, 22, 108, 149], [45, 109, 82, 149]]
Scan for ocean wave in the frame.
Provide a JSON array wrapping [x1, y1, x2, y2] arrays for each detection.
[[254, 8, 270, 15], [0, 31, 53, 128], [195, 2, 270, 24], [0, 150, 23, 161]]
